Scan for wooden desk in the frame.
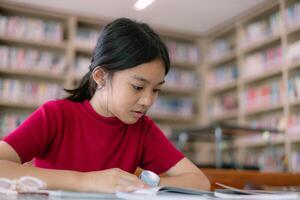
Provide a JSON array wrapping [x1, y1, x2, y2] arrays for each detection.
[[202, 168, 300, 190]]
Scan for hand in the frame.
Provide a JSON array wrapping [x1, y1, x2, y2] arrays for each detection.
[[80, 168, 148, 193]]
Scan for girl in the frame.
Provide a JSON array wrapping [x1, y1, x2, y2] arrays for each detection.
[[0, 18, 210, 193]]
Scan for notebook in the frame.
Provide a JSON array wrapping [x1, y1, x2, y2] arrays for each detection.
[[116, 186, 213, 200], [214, 183, 300, 200]]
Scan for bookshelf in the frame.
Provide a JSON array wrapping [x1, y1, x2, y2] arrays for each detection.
[[202, 0, 300, 171], [0, 1, 202, 139]]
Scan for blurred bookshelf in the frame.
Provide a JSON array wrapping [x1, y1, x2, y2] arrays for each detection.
[[0, 1, 202, 139], [200, 0, 300, 172]]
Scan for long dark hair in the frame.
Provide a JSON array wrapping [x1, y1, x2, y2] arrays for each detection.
[[65, 18, 170, 102]]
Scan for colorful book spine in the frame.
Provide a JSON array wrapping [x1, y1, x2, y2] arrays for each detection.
[[243, 46, 282, 79], [207, 64, 238, 89], [149, 97, 194, 117], [0, 15, 63, 42], [0, 113, 28, 137], [165, 68, 199, 90], [242, 80, 283, 111], [165, 40, 200, 64], [0, 78, 63, 105], [0, 45, 66, 74], [208, 92, 238, 117]]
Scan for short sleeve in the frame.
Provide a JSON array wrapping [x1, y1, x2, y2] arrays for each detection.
[[3, 101, 60, 163], [139, 117, 184, 174]]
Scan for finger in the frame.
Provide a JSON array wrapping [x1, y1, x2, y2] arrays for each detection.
[[117, 177, 145, 188]]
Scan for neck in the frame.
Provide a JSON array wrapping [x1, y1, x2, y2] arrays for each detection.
[[90, 92, 113, 117]]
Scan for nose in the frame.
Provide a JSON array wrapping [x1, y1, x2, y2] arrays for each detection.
[[138, 91, 156, 107]]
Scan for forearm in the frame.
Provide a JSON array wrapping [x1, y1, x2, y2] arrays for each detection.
[[159, 172, 211, 191], [0, 160, 82, 191]]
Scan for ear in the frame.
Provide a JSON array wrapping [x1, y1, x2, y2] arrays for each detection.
[[92, 67, 107, 85]]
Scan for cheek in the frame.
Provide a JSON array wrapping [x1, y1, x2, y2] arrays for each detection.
[[111, 87, 137, 111]]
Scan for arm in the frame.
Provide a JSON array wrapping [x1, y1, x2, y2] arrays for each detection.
[[0, 141, 146, 193], [159, 157, 211, 190]]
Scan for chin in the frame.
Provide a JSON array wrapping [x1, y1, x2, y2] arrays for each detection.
[[120, 117, 139, 125]]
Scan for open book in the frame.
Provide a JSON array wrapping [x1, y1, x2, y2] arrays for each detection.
[[214, 183, 300, 200], [116, 186, 213, 200]]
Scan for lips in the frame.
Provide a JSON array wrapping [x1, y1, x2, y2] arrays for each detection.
[[132, 110, 146, 118]]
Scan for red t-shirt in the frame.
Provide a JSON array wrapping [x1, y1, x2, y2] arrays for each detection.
[[3, 99, 184, 174]]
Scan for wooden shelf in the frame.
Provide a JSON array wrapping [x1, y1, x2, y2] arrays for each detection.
[[208, 51, 236, 66], [241, 33, 281, 54], [0, 35, 66, 50], [171, 60, 198, 69], [289, 99, 300, 107], [286, 23, 300, 36], [75, 44, 94, 54], [233, 134, 285, 148], [0, 67, 65, 81], [288, 59, 300, 71], [243, 67, 282, 84], [0, 100, 39, 110], [244, 103, 283, 116], [288, 134, 300, 144], [209, 109, 238, 122], [149, 113, 195, 123], [208, 81, 237, 94]]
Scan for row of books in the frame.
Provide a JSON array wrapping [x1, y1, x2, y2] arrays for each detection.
[[164, 68, 199, 90], [208, 37, 235, 62], [291, 151, 300, 172], [0, 15, 63, 42], [75, 27, 100, 48], [248, 113, 283, 130], [207, 92, 238, 118], [287, 40, 300, 64], [149, 97, 194, 117], [0, 45, 66, 74], [286, 1, 300, 29], [243, 46, 282, 79], [241, 11, 280, 48], [0, 112, 28, 137], [287, 112, 300, 134], [165, 40, 200, 64], [207, 64, 238, 89], [75, 56, 90, 76], [0, 78, 63, 105], [243, 146, 286, 172], [242, 80, 283, 111], [288, 71, 300, 102]]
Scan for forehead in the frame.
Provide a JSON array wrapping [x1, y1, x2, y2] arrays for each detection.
[[115, 59, 166, 81]]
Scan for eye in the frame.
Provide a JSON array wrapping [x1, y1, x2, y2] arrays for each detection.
[[132, 85, 143, 91], [153, 89, 161, 93]]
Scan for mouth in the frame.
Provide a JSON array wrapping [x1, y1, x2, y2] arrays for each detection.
[[132, 111, 146, 118]]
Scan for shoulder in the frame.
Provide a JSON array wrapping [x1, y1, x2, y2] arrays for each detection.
[[40, 99, 81, 116]]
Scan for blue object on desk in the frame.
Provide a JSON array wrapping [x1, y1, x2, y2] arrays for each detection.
[[139, 170, 160, 187]]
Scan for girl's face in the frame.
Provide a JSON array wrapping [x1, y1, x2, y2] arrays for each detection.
[[92, 59, 166, 124]]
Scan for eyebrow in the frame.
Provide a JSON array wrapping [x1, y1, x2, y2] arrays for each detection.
[[131, 75, 165, 85]]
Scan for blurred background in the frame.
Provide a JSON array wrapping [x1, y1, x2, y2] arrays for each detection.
[[1, 0, 300, 175]]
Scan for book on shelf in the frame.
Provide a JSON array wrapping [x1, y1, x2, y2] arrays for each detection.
[[149, 97, 194, 118], [0, 15, 63, 42], [0, 45, 66, 74], [243, 46, 282, 79], [207, 63, 238, 89], [286, 1, 300, 29], [165, 39, 200, 64], [242, 11, 280, 48], [76, 27, 100, 48]]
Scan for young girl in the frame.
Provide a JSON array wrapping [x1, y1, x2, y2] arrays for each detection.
[[0, 18, 210, 193]]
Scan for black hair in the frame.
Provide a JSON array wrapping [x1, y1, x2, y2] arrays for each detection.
[[65, 18, 170, 102]]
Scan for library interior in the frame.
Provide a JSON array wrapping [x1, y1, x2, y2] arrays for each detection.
[[2, 0, 300, 199]]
